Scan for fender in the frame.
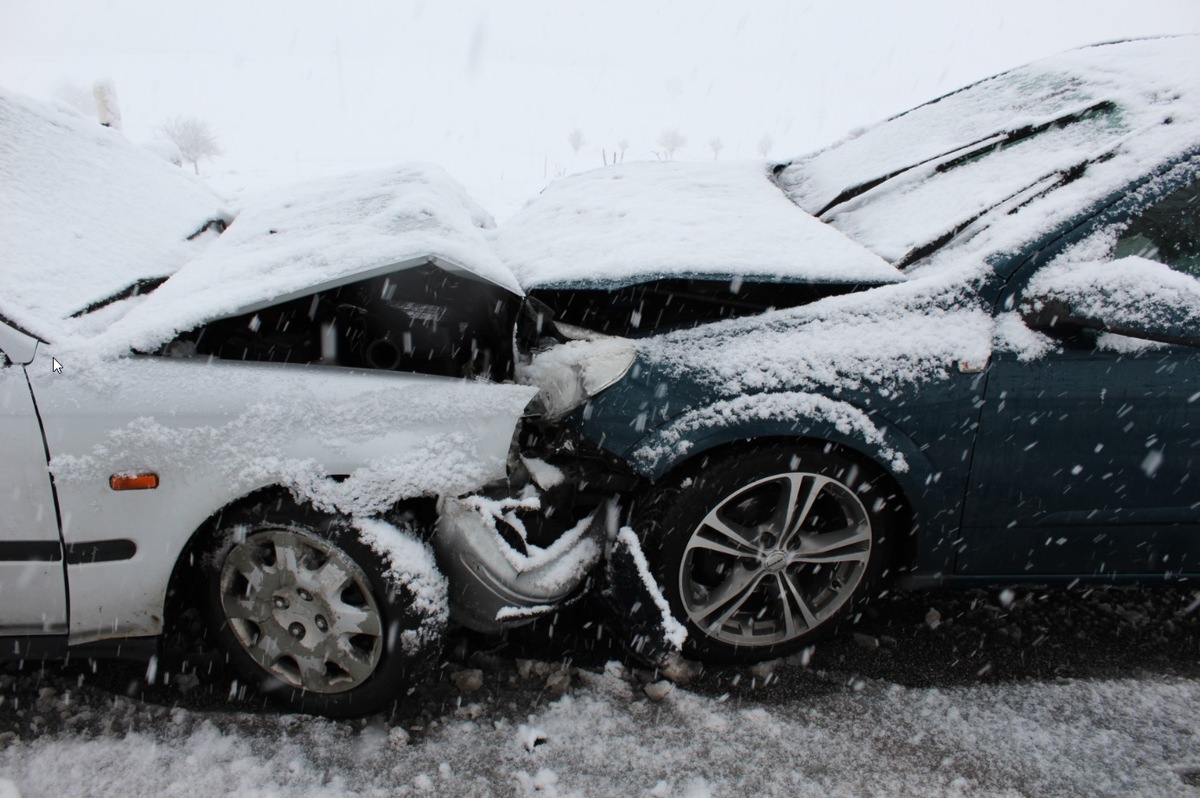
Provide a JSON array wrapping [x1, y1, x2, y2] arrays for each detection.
[[625, 390, 968, 578]]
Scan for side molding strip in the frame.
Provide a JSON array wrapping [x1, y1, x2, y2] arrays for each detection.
[[0, 539, 138, 564], [64, 539, 138, 565]]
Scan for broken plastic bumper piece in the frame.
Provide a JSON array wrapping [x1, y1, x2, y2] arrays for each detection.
[[432, 491, 604, 633]]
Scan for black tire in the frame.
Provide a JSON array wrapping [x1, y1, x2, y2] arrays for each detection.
[[201, 496, 446, 717], [637, 443, 896, 663]]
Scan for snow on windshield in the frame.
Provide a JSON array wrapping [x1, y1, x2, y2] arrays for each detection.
[[494, 161, 901, 289], [779, 37, 1200, 263], [824, 111, 1126, 264], [0, 89, 228, 341]]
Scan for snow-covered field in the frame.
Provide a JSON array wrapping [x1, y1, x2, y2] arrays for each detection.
[[3, 587, 1198, 797]]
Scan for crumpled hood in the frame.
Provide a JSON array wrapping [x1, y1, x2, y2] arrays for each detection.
[[82, 163, 523, 358]]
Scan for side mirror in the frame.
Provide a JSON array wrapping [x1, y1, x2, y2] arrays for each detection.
[[1022, 256, 1200, 348]]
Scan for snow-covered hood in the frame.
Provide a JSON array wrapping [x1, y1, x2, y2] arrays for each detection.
[[494, 161, 901, 290]]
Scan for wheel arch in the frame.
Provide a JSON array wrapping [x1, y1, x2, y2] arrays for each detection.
[[160, 484, 438, 646], [628, 414, 938, 580]]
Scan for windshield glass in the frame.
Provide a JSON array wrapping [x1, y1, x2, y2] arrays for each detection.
[[776, 38, 1198, 266], [820, 106, 1126, 264]]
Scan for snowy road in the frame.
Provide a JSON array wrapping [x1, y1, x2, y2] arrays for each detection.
[[2, 586, 1198, 797]]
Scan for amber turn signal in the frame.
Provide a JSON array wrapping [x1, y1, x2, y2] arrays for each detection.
[[109, 472, 159, 491]]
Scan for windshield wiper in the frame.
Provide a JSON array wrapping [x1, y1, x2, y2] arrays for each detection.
[[70, 276, 170, 318], [805, 100, 1116, 219], [893, 154, 1112, 269]]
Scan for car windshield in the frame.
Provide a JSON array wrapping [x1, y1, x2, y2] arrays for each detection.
[[776, 39, 1195, 267]]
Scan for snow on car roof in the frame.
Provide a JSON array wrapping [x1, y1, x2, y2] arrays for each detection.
[[0, 89, 229, 341], [89, 162, 522, 357], [493, 161, 902, 290], [779, 37, 1200, 262]]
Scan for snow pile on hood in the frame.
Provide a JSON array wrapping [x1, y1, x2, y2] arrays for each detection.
[[642, 271, 993, 400], [0, 89, 228, 340], [80, 163, 521, 359], [495, 161, 901, 289]]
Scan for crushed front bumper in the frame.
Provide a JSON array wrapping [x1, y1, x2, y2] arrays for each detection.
[[432, 491, 607, 633]]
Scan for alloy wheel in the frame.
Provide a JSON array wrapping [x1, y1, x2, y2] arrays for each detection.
[[679, 471, 872, 648]]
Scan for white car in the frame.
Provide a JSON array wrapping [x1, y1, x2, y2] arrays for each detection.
[[0, 90, 605, 716]]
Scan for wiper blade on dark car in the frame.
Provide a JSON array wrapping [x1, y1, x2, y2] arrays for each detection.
[[893, 154, 1113, 270], [810, 100, 1117, 219]]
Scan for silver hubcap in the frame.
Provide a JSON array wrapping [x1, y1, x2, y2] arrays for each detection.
[[680, 471, 872, 648], [219, 528, 383, 694]]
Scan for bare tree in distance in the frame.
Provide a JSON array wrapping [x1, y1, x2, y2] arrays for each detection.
[[656, 128, 686, 160], [567, 127, 585, 154], [709, 137, 724, 161], [757, 133, 774, 158], [617, 139, 629, 164], [161, 116, 222, 175]]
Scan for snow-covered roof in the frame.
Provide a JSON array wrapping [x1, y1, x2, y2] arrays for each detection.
[[494, 161, 901, 289], [0, 89, 228, 340], [779, 37, 1200, 263], [88, 163, 522, 357]]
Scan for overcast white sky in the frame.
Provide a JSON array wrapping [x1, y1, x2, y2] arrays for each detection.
[[2, 0, 1198, 218]]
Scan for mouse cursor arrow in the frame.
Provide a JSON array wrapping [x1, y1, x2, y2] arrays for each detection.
[[52, 358, 63, 374]]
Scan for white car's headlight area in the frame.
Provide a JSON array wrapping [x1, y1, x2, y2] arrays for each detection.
[[516, 329, 638, 420]]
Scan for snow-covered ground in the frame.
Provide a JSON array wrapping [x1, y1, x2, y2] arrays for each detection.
[[3, 586, 1198, 797]]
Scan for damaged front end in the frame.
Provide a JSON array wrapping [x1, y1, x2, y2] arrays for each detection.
[[431, 417, 639, 634], [433, 484, 605, 634], [430, 305, 688, 665]]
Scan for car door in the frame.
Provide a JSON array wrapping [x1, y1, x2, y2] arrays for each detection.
[[958, 173, 1200, 578], [0, 319, 68, 635]]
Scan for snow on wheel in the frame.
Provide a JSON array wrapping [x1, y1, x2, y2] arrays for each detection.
[[640, 444, 895, 663], [203, 497, 447, 717]]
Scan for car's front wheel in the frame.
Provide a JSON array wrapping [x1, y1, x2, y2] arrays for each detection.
[[203, 498, 446, 717], [639, 444, 896, 663]]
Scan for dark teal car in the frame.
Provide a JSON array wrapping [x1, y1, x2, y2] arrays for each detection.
[[502, 37, 1200, 662]]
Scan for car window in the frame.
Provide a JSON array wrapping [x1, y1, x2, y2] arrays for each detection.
[[161, 263, 517, 381], [1112, 178, 1200, 278]]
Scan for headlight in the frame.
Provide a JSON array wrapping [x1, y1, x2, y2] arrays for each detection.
[[516, 329, 637, 420]]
